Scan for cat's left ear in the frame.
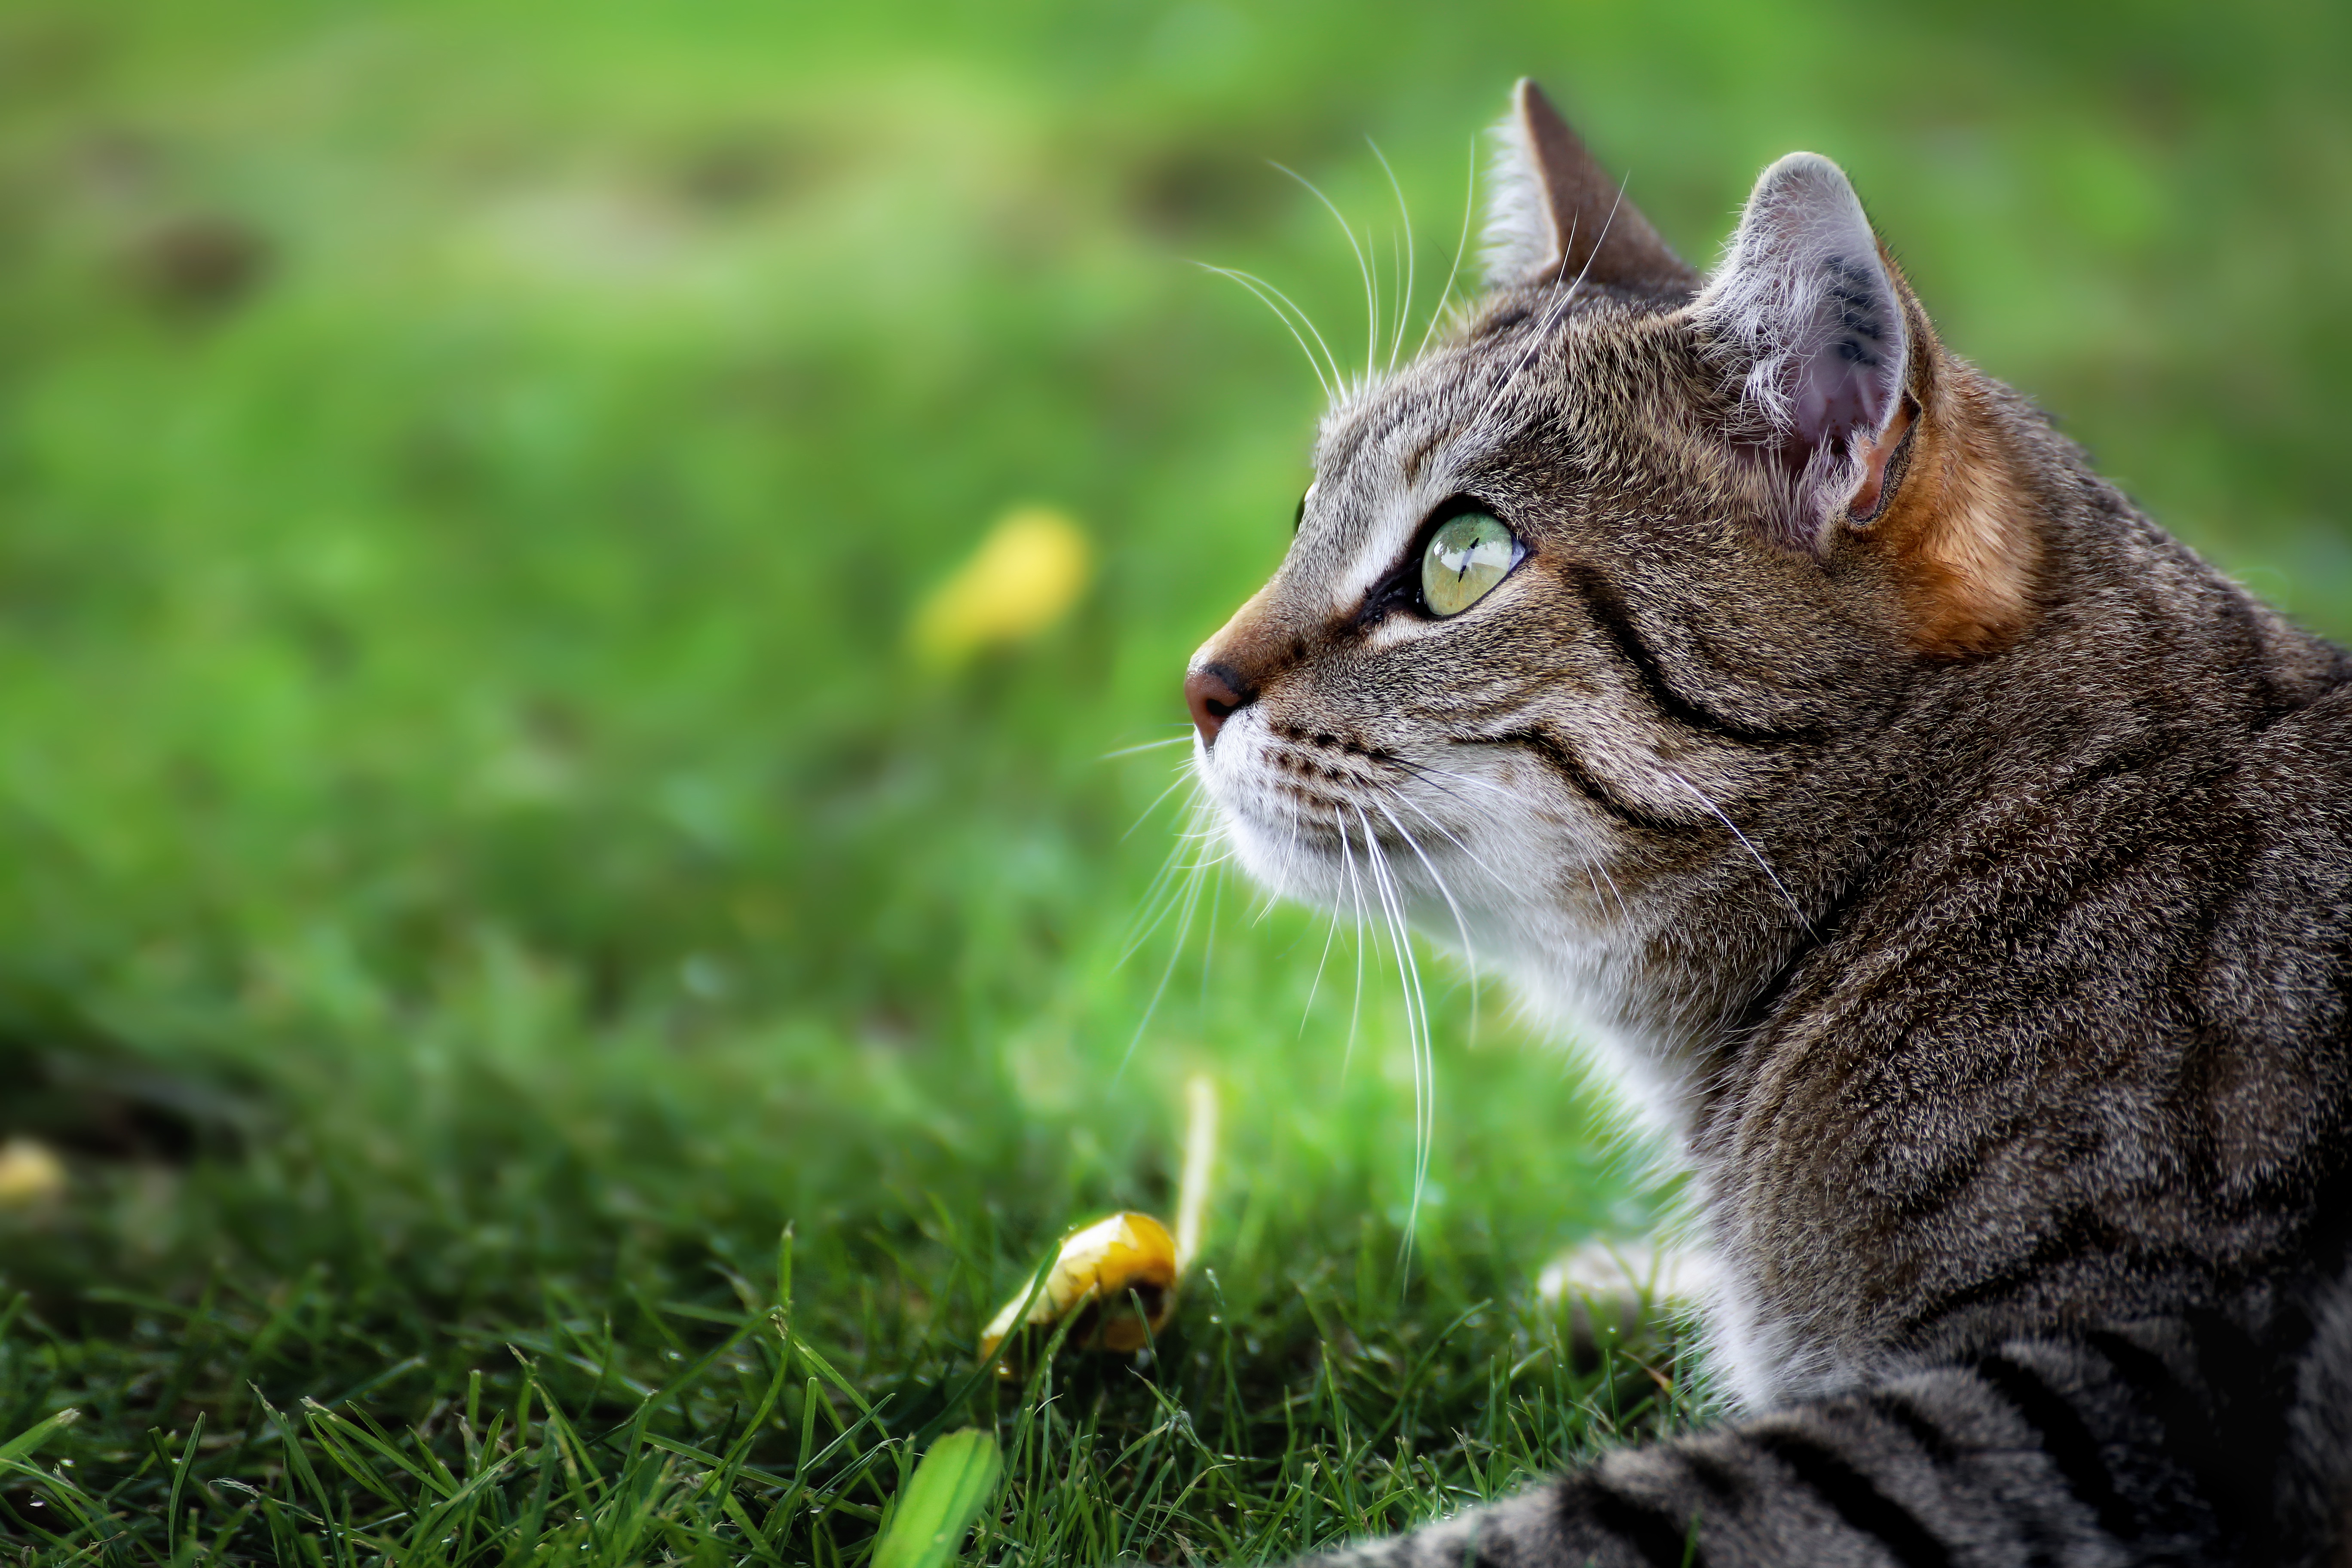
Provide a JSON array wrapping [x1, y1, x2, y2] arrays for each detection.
[[1694, 153, 1912, 550]]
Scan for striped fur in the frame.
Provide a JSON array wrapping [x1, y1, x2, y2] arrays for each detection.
[[1314, 1322, 2269, 1568], [1183, 83, 2352, 1566]]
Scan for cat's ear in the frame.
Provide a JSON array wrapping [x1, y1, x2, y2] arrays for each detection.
[[1700, 153, 2040, 652], [1694, 152, 1911, 550], [1483, 80, 1697, 295]]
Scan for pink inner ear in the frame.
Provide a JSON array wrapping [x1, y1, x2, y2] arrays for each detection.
[[1789, 254, 1905, 457], [1699, 153, 1910, 542]]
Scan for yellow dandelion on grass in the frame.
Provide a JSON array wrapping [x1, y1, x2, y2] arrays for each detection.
[[908, 505, 1092, 668]]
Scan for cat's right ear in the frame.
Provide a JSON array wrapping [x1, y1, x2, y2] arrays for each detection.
[[1698, 152, 2040, 653], [1693, 153, 1912, 551], [1483, 80, 1697, 296]]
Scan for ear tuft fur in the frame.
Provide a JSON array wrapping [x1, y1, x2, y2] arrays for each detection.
[[1482, 80, 1696, 296], [1481, 86, 1557, 285]]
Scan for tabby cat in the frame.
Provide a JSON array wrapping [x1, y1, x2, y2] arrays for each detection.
[[1183, 81, 2352, 1567]]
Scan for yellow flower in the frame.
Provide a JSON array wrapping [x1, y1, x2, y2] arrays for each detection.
[[976, 1074, 1219, 1369], [0, 1138, 65, 1208], [977, 1210, 1179, 1360], [909, 506, 1092, 667]]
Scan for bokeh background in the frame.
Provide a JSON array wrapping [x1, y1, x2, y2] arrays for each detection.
[[0, 0, 2347, 1558]]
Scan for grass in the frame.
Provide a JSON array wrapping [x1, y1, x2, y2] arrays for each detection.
[[0, 0, 2348, 1561]]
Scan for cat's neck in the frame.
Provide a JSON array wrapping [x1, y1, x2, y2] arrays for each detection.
[[1474, 887, 1805, 1152], [1482, 467, 2352, 1158]]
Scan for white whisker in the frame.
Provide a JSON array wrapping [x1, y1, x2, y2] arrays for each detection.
[[1301, 896, 1343, 1038], [1270, 162, 1381, 389], [1120, 768, 1196, 843], [1469, 178, 1628, 435], [1356, 804, 1434, 1279], [1367, 138, 1415, 375], [1665, 769, 1813, 932], [1415, 135, 1480, 360], [1192, 262, 1342, 401], [1100, 733, 1196, 761], [1374, 794, 1483, 1051], [1118, 799, 1205, 965], [1197, 858, 1225, 1008], [1592, 856, 1636, 926], [1383, 768, 1513, 885], [1335, 808, 1372, 1076], [1372, 797, 1478, 964], [1119, 797, 1219, 1071]]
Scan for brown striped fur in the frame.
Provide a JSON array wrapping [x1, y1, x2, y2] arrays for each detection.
[[1183, 81, 2352, 1566]]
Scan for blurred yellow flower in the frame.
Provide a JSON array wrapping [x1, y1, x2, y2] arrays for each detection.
[[910, 506, 1092, 667], [0, 1137, 65, 1208]]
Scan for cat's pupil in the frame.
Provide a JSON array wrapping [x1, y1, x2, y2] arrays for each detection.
[[1421, 511, 1516, 618]]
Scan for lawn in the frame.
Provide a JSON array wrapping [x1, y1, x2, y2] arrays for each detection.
[[0, 2, 2347, 1562]]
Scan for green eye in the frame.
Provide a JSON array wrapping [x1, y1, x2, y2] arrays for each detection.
[[1419, 511, 1517, 617]]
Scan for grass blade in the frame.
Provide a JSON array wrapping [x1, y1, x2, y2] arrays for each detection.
[[870, 1428, 1003, 1568], [0, 1407, 80, 1466]]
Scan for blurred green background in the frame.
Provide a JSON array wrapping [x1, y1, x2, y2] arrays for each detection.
[[0, 0, 2346, 1558]]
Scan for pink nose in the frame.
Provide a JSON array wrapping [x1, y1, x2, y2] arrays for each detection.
[[1185, 664, 1252, 746]]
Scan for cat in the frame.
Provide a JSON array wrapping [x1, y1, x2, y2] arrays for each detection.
[[1183, 80, 2352, 1567]]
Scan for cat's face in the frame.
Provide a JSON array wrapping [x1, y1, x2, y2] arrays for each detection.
[[1188, 290, 1869, 958], [1185, 85, 2037, 1025]]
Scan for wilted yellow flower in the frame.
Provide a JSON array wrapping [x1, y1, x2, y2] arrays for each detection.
[[0, 1138, 65, 1208], [976, 1074, 1220, 1369], [978, 1210, 1178, 1361], [909, 506, 1092, 667]]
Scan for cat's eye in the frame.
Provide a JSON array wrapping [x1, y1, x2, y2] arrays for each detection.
[[1420, 511, 1517, 617]]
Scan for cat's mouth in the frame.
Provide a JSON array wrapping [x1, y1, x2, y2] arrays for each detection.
[[1193, 713, 1508, 921]]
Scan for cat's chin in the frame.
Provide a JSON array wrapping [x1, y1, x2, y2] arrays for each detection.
[[1214, 806, 1351, 913]]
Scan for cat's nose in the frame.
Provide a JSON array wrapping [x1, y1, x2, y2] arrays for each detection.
[[1185, 663, 1255, 747]]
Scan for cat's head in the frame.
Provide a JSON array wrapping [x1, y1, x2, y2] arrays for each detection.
[[1185, 82, 2043, 973]]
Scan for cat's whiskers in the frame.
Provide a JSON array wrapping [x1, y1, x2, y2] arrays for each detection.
[[1191, 263, 1342, 402], [1278, 790, 1346, 1031], [1332, 807, 1372, 1076], [1120, 791, 1222, 1072], [1590, 855, 1636, 928], [1378, 778, 1508, 889], [1369, 798, 1478, 958], [1414, 757, 1639, 928], [1197, 857, 1224, 1009], [1212, 140, 1476, 410], [1386, 753, 1523, 822], [1299, 881, 1345, 1039], [1259, 808, 1309, 926], [1270, 163, 1384, 392], [1372, 794, 1483, 1050], [1367, 138, 1415, 376], [1465, 179, 1629, 437], [1413, 135, 1481, 361], [1100, 732, 1196, 762], [1118, 778, 1207, 964], [1119, 766, 1200, 844], [1384, 757, 1577, 911], [1663, 768, 1814, 934], [1355, 802, 1437, 1271], [1583, 866, 1614, 924]]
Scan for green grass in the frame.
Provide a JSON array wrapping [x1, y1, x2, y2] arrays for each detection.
[[0, 0, 2348, 1561]]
